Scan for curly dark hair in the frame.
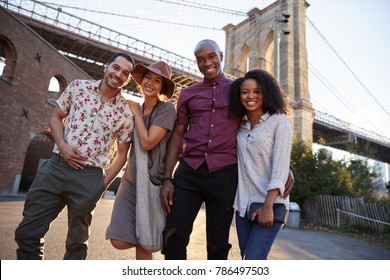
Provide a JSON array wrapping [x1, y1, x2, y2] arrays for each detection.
[[229, 69, 288, 119]]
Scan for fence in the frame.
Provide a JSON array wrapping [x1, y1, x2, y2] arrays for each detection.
[[303, 195, 390, 233]]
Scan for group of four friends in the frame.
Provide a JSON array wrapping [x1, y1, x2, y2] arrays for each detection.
[[14, 39, 293, 260]]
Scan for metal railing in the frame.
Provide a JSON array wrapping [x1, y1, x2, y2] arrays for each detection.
[[336, 208, 390, 227], [305, 195, 390, 233], [315, 110, 390, 146], [0, 0, 201, 77]]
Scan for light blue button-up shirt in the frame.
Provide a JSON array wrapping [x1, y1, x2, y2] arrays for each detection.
[[234, 112, 292, 217]]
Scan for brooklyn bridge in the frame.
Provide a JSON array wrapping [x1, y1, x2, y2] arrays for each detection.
[[0, 0, 389, 193]]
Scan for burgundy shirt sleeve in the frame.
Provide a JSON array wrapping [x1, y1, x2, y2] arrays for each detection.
[[176, 75, 241, 172]]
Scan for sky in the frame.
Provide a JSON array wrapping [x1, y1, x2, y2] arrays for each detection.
[[19, 0, 390, 139]]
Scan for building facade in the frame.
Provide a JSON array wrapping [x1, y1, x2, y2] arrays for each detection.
[[0, 7, 89, 193]]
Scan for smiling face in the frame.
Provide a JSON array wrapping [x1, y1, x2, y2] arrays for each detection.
[[240, 78, 264, 115], [141, 70, 163, 98], [194, 40, 223, 83], [103, 56, 133, 90]]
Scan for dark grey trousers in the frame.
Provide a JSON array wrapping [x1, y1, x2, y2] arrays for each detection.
[[15, 154, 105, 260]]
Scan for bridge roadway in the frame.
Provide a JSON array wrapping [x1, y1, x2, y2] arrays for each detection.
[[313, 112, 390, 163], [2, 0, 203, 102], [2, 0, 390, 163]]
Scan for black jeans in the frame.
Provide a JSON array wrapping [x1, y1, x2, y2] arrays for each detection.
[[163, 160, 238, 260]]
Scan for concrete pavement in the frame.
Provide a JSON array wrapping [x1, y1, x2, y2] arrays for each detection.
[[1, 195, 389, 260]]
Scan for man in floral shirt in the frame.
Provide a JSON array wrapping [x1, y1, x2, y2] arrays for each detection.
[[15, 53, 135, 260]]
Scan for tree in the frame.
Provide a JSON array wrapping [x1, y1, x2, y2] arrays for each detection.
[[289, 137, 317, 207], [346, 159, 377, 199], [289, 138, 378, 208]]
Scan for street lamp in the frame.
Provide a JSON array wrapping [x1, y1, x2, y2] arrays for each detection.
[[273, 10, 290, 82]]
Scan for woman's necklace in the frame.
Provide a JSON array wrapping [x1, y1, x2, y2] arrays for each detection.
[[143, 107, 153, 116], [97, 84, 119, 101], [143, 100, 160, 129], [142, 100, 160, 117]]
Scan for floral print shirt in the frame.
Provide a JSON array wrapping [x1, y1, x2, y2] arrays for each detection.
[[53, 79, 134, 169]]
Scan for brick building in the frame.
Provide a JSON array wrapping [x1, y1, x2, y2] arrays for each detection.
[[0, 7, 89, 194]]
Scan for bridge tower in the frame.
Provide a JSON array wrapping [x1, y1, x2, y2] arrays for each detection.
[[223, 0, 314, 143]]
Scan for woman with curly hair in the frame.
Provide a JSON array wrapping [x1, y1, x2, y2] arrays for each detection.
[[229, 69, 292, 260]]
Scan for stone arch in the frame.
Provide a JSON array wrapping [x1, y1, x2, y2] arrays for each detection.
[[263, 30, 275, 74], [235, 43, 250, 77], [19, 131, 55, 192], [0, 35, 17, 81], [223, 0, 314, 143]]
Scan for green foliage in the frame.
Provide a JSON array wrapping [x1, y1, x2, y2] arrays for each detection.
[[289, 137, 379, 208], [346, 159, 377, 198]]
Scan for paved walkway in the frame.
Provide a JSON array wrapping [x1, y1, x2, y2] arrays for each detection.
[[1, 195, 389, 260]]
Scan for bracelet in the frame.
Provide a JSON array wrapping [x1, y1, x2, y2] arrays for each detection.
[[161, 177, 172, 183]]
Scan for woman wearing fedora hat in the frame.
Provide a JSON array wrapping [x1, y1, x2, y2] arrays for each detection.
[[105, 61, 176, 259]]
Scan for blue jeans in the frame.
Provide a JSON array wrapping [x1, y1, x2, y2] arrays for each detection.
[[235, 211, 282, 260]]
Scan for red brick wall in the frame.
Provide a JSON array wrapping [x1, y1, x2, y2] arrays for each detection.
[[0, 8, 90, 194]]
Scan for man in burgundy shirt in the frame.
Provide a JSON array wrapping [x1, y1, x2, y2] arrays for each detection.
[[160, 39, 242, 259]]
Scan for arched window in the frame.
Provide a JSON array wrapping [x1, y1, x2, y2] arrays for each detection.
[[47, 75, 66, 106], [0, 35, 17, 82], [49, 76, 60, 92], [0, 52, 5, 76]]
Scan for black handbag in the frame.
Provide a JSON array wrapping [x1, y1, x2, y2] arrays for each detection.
[[248, 202, 287, 224]]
